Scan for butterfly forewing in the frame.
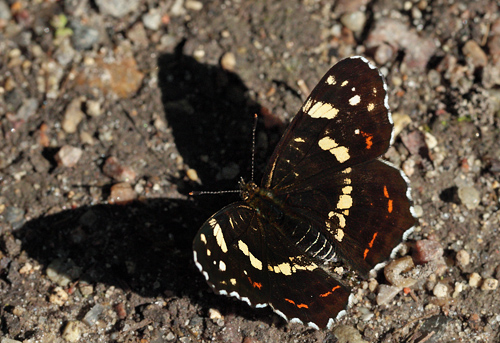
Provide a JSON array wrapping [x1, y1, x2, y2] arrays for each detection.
[[193, 203, 351, 329], [263, 56, 392, 191], [193, 56, 415, 329]]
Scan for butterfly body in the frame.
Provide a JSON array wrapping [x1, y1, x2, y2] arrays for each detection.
[[193, 56, 415, 329]]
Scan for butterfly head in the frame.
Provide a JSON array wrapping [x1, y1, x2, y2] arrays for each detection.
[[239, 179, 260, 201]]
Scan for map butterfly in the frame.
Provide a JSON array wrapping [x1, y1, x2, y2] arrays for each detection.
[[193, 56, 415, 329]]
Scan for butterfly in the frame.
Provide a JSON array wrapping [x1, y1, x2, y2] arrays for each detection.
[[193, 56, 415, 329]]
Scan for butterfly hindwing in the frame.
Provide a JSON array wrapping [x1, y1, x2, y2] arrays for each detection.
[[193, 203, 351, 329], [274, 159, 414, 275]]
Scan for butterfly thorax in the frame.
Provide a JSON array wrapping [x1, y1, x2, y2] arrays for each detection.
[[240, 180, 285, 225]]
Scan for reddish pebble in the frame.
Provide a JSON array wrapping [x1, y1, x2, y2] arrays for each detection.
[[114, 302, 127, 319], [103, 156, 136, 182], [412, 239, 444, 265]]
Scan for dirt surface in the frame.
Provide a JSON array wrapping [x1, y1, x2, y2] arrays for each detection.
[[1, 0, 500, 342]]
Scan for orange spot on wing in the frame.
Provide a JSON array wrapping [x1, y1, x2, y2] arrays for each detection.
[[363, 232, 379, 260], [319, 285, 341, 298], [383, 185, 389, 198], [284, 298, 309, 309], [247, 276, 262, 289], [368, 232, 378, 248], [383, 186, 393, 213], [361, 131, 373, 149]]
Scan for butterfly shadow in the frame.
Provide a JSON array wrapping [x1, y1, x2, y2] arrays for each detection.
[[13, 43, 286, 328]]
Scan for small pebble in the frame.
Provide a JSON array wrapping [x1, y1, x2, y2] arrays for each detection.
[[427, 69, 441, 87], [142, 8, 162, 31], [368, 278, 378, 292], [19, 262, 33, 274], [16, 98, 39, 121], [83, 304, 104, 326], [114, 302, 127, 319], [424, 132, 438, 150], [62, 98, 85, 134], [452, 282, 464, 298], [209, 308, 223, 320], [79, 131, 94, 145], [412, 205, 423, 218], [55, 145, 83, 168], [108, 182, 136, 204], [455, 249, 470, 267], [457, 186, 480, 210], [432, 282, 448, 298], [384, 256, 417, 288], [462, 40, 488, 67], [0, 0, 12, 20], [1, 339, 22, 343], [333, 325, 368, 343], [374, 43, 394, 65], [79, 283, 94, 296], [102, 157, 137, 182], [358, 307, 374, 322], [186, 168, 199, 182], [220, 52, 236, 71], [340, 11, 366, 33], [46, 259, 81, 287], [94, 0, 139, 18], [70, 21, 100, 50], [412, 239, 444, 264], [85, 99, 102, 117], [62, 321, 83, 342], [376, 284, 401, 305], [469, 272, 482, 287], [185, 0, 203, 11], [49, 286, 69, 306], [481, 278, 498, 291], [391, 112, 412, 138], [4, 206, 25, 229]]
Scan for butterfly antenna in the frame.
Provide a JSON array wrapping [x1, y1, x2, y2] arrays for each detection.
[[189, 189, 240, 196], [251, 113, 258, 182]]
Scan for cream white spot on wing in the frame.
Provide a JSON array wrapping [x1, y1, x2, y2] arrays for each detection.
[[200, 233, 207, 244], [210, 219, 228, 253], [302, 98, 313, 112], [355, 129, 360, 134], [294, 137, 305, 143], [326, 75, 336, 85], [318, 137, 350, 163], [341, 80, 349, 87], [306, 101, 339, 119], [273, 262, 292, 276], [342, 167, 352, 174], [238, 240, 263, 270], [367, 102, 375, 111], [349, 95, 361, 106], [206, 249, 211, 256], [338, 194, 352, 209], [219, 260, 226, 271], [335, 228, 345, 242], [230, 278, 237, 285]]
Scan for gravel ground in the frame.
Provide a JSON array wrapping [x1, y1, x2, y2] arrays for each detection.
[[1, 0, 500, 342]]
